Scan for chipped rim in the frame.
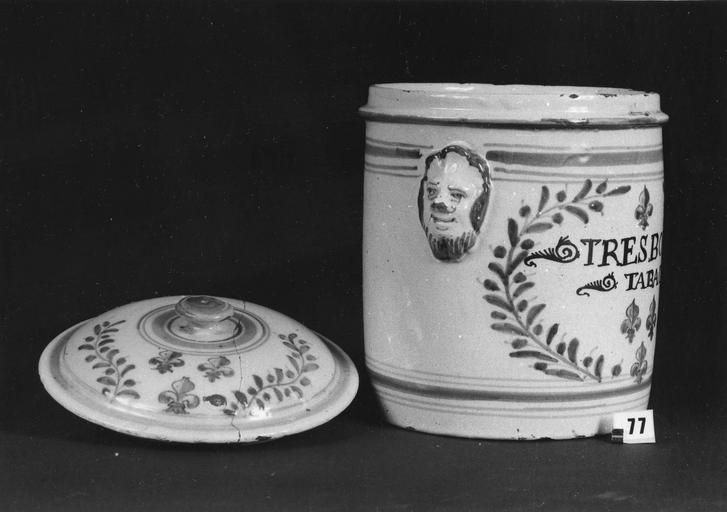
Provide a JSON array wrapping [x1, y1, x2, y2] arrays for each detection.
[[359, 83, 668, 128]]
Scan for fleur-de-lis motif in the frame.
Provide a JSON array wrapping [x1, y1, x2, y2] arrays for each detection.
[[635, 186, 654, 230], [197, 356, 234, 382], [645, 296, 658, 341], [149, 350, 185, 374], [158, 377, 200, 414], [620, 299, 642, 344], [630, 342, 648, 384]]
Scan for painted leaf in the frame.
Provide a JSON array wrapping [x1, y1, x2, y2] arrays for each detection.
[[556, 342, 566, 355], [92, 362, 110, 369], [282, 341, 296, 351], [511, 339, 528, 349], [520, 239, 535, 250], [275, 368, 284, 383], [285, 370, 295, 379], [538, 186, 550, 213], [544, 369, 583, 381], [120, 364, 135, 377], [508, 218, 519, 247], [262, 392, 271, 401], [302, 363, 319, 373], [483, 279, 500, 291], [78, 344, 94, 350], [85, 355, 96, 362], [173, 377, 195, 395], [85, 336, 94, 342], [611, 365, 622, 377], [247, 387, 257, 395], [596, 180, 608, 194], [273, 388, 284, 402], [525, 222, 553, 234], [98, 339, 115, 347], [116, 357, 126, 366], [300, 377, 311, 386], [290, 386, 304, 399], [255, 398, 265, 409], [253, 375, 264, 389], [564, 205, 589, 224], [594, 355, 604, 378], [94, 324, 101, 335], [546, 324, 559, 346], [508, 251, 528, 274], [306, 355, 317, 361], [267, 374, 275, 383], [573, 179, 592, 202], [234, 391, 248, 406], [488, 262, 507, 282], [491, 323, 529, 336], [123, 379, 135, 387], [533, 362, 548, 371], [526, 304, 546, 328], [106, 349, 119, 360], [513, 282, 535, 298], [567, 338, 579, 363], [485, 294, 513, 313], [517, 300, 528, 312], [97, 376, 116, 386], [583, 356, 593, 368], [533, 324, 543, 335], [604, 185, 631, 196], [104, 368, 115, 375], [287, 355, 300, 372], [508, 351, 558, 362]]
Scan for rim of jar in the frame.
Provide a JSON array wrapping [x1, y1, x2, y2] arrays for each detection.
[[359, 83, 668, 128]]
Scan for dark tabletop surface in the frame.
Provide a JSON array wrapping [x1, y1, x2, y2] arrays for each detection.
[[2, 2, 726, 511]]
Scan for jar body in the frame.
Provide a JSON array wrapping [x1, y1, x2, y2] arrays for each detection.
[[362, 85, 665, 439]]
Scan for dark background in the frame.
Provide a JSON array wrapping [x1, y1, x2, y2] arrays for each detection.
[[1, 2, 726, 511]]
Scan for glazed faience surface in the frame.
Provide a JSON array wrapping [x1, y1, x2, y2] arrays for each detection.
[[360, 84, 666, 440], [39, 296, 358, 443]]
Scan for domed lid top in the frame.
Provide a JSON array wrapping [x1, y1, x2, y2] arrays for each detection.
[[360, 83, 668, 127], [39, 295, 358, 443]]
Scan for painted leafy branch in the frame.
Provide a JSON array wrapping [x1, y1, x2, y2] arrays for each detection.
[[483, 179, 630, 382], [77, 320, 139, 399], [223, 333, 319, 416]]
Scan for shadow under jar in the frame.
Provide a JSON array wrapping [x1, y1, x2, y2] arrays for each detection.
[[360, 84, 667, 440]]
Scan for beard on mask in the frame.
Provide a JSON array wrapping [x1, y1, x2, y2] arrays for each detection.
[[425, 229, 478, 262]]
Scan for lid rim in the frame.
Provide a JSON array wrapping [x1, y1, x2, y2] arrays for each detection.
[[39, 308, 359, 443]]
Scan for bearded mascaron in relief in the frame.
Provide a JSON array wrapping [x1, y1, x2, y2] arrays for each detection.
[[417, 145, 492, 262]]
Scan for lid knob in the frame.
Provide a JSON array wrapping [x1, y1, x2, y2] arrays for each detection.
[[175, 296, 234, 326], [172, 296, 238, 341]]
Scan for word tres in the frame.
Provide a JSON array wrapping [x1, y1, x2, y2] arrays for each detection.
[[580, 232, 664, 267]]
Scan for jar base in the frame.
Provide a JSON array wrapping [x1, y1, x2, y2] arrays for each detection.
[[374, 384, 650, 440]]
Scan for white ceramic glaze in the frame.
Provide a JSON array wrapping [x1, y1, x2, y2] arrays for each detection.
[[39, 295, 358, 443], [361, 84, 666, 440]]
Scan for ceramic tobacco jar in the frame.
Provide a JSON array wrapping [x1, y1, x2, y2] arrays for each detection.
[[39, 295, 358, 442], [360, 84, 667, 439]]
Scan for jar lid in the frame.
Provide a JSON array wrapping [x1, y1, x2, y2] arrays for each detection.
[[359, 83, 668, 127], [39, 295, 358, 443]]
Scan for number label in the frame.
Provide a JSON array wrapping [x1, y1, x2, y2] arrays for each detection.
[[612, 410, 655, 444]]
